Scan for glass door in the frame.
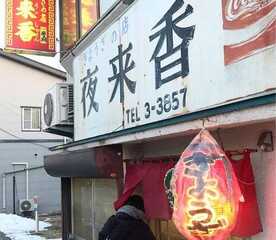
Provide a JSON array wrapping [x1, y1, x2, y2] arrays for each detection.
[[72, 178, 93, 240], [72, 178, 117, 240], [92, 179, 117, 239]]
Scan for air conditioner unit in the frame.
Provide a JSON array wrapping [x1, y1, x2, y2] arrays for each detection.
[[43, 83, 74, 138], [19, 199, 35, 212]]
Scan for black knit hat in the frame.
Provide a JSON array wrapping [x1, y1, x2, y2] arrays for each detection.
[[124, 195, 145, 212]]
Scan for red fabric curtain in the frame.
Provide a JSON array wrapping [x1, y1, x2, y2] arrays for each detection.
[[227, 150, 263, 237], [115, 150, 263, 230], [114, 161, 175, 219], [114, 163, 148, 210], [143, 162, 175, 219]]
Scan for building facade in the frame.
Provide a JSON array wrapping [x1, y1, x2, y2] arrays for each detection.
[[0, 50, 65, 214], [45, 0, 276, 240]]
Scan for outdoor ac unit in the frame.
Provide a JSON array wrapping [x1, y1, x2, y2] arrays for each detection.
[[19, 199, 35, 212], [43, 83, 73, 127]]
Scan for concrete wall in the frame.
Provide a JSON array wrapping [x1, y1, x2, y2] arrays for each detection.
[[4, 167, 60, 214], [0, 142, 61, 214], [123, 120, 276, 240]]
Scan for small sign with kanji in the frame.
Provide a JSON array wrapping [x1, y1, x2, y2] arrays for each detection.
[[5, 0, 56, 55]]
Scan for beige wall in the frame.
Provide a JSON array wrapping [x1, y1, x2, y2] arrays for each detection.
[[0, 57, 63, 140]]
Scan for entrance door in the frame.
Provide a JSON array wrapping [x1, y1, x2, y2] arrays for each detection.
[[92, 179, 117, 239], [72, 178, 117, 240]]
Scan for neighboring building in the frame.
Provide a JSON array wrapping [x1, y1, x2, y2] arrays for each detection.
[[0, 49, 66, 214], [44, 1, 275, 240]]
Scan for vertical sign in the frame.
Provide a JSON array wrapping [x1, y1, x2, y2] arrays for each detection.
[[5, 0, 56, 55]]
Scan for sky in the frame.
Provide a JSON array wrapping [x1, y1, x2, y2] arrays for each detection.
[[0, 0, 64, 71]]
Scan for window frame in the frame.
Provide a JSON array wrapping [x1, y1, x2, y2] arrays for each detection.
[[59, 0, 122, 54], [21, 106, 42, 132], [79, 0, 101, 37], [59, 0, 100, 53]]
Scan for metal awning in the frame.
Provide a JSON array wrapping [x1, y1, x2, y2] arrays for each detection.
[[44, 145, 122, 178], [44, 125, 74, 138]]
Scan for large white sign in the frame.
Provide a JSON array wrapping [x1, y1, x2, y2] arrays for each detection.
[[74, 0, 276, 141], [100, 0, 117, 16]]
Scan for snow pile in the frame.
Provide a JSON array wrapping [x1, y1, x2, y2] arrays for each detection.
[[0, 214, 51, 240]]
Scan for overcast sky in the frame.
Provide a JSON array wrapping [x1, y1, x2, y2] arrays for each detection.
[[0, 0, 64, 71]]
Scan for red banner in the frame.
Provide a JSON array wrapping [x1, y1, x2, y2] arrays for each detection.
[[5, 0, 55, 55]]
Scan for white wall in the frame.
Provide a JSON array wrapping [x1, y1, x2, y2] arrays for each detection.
[[0, 56, 63, 140]]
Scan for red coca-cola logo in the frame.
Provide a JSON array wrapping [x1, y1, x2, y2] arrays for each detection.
[[223, 0, 275, 29]]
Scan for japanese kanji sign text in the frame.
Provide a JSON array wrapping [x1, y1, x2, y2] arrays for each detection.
[[5, 0, 55, 55]]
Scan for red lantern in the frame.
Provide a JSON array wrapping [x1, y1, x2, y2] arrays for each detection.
[[171, 130, 242, 240]]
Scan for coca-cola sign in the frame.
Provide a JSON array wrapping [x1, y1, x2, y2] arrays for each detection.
[[223, 0, 276, 64]]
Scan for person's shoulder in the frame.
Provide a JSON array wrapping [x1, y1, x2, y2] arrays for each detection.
[[105, 214, 117, 224]]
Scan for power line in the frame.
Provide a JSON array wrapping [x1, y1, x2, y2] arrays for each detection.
[[0, 127, 50, 150]]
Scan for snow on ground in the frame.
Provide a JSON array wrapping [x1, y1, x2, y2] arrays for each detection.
[[0, 214, 51, 240]]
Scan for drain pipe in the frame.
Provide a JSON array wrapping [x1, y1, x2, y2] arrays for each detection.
[[11, 162, 29, 200], [2, 174, 6, 210], [2, 165, 44, 211]]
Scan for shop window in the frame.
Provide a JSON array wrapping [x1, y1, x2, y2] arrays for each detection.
[[61, 0, 78, 50], [80, 0, 99, 36], [60, 0, 99, 52], [72, 178, 117, 240], [21, 107, 41, 131], [60, 0, 135, 53]]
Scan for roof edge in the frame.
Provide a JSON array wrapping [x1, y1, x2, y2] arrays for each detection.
[[0, 49, 66, 80]]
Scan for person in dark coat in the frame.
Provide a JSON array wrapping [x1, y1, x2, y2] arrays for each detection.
[[98, 195, 156, 240]]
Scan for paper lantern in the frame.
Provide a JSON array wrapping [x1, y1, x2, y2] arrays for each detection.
[[171, 130, 241, 240]]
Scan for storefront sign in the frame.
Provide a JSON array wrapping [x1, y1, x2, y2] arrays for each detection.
[[5, 0, 55, 55], [74, 0, 276, 141]]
